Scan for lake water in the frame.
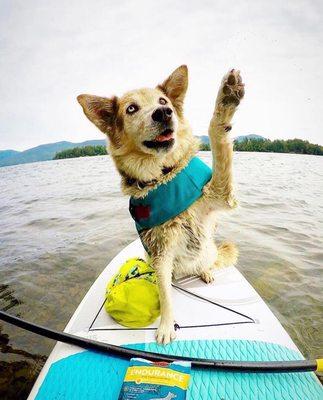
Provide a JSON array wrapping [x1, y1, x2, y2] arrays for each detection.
[[0, 152, 322, 398]]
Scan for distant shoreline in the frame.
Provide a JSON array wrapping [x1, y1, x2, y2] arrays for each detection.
[[1, 136, 321, 168], [201, 137, 322, 156], [53, 145, 107, 160], [1, 149, 321, 170], [53, 138, 322, 160]]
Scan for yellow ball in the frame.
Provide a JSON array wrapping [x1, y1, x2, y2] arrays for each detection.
[[105, 258, 160, 328]]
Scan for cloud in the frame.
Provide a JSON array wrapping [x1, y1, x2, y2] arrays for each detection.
[[0, 0, 322, 150]]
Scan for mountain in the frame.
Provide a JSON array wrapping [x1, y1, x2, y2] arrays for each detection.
[[0, 140, 106, 167], [197, 134, 266, 145], [234, 134, 266, 142], [198, 135, 210, 144], [0, 150, 20, 161]]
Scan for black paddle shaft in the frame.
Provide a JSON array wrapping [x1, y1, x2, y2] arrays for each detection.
[[0, 310, 317, 373]]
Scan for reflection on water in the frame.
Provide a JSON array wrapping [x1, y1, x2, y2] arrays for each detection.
[[0, 152, 322, 398]]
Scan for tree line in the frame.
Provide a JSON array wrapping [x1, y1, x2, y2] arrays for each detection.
[[234, 138, 322, 155], [54, 145, 107, 159], [201, 138, 322, 155], [53, 138, 322, 160]]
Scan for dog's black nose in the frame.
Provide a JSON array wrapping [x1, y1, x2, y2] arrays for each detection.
[[152, 107, 173, 123]]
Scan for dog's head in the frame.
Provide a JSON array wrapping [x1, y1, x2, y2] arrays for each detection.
[[77, 65, 189, 157]]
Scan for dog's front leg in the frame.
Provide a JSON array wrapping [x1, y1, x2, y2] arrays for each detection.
[[208, 69, 245, 208], [153, 255, 176, 345]]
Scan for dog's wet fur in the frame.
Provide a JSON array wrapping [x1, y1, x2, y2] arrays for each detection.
[[78, 66, 245, 344]]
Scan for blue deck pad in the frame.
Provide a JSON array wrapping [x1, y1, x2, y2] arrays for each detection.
[[35, 339, 323, 400]]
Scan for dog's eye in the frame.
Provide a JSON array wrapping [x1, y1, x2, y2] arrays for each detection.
[[126, 104, 139, 114], [159, 97, 167, 105]]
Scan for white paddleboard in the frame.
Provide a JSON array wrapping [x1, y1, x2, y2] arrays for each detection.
[[28, 239, 322, 399]]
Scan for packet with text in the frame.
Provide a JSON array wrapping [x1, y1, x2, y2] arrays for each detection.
[[118, 357, 191, 399]]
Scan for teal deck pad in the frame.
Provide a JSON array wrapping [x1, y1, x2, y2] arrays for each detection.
[[35, 339, 323, 400]]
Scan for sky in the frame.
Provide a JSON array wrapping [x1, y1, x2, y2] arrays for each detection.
[[0, 0, 322, 151]]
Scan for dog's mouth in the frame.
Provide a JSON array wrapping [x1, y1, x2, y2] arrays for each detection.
[[154, 128, 174, 142], [143, 129, 175, 150]]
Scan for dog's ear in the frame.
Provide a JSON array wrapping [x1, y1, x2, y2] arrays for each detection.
[[157, 65, 188, 115], [77, 94, 118, 134]]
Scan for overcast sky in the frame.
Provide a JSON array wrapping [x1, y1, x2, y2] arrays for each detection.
[[1, 0, 322, 150]]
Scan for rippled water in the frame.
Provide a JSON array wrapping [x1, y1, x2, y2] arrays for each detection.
[[0, 152, 322, 398]]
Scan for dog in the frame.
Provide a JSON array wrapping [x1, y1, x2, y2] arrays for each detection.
[[77, 65, 244, 344]]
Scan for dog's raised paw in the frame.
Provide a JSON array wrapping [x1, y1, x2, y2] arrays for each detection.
[[221, 69, 245, 107], [212, 69, 245, 127], [200, 271, 215, 284], [156, 323, 176, 345]]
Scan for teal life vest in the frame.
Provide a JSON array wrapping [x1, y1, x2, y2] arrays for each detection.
[[129, 157, 212, 234]]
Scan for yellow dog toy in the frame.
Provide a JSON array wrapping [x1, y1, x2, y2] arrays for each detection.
[[105, 257, 160, 328]]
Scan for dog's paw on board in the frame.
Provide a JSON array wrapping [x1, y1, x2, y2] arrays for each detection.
[[199, 270, 215, 284], [156, 322, 177, 345]]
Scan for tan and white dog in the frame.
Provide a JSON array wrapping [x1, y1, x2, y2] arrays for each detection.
[[77, 66, 244, 344]]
